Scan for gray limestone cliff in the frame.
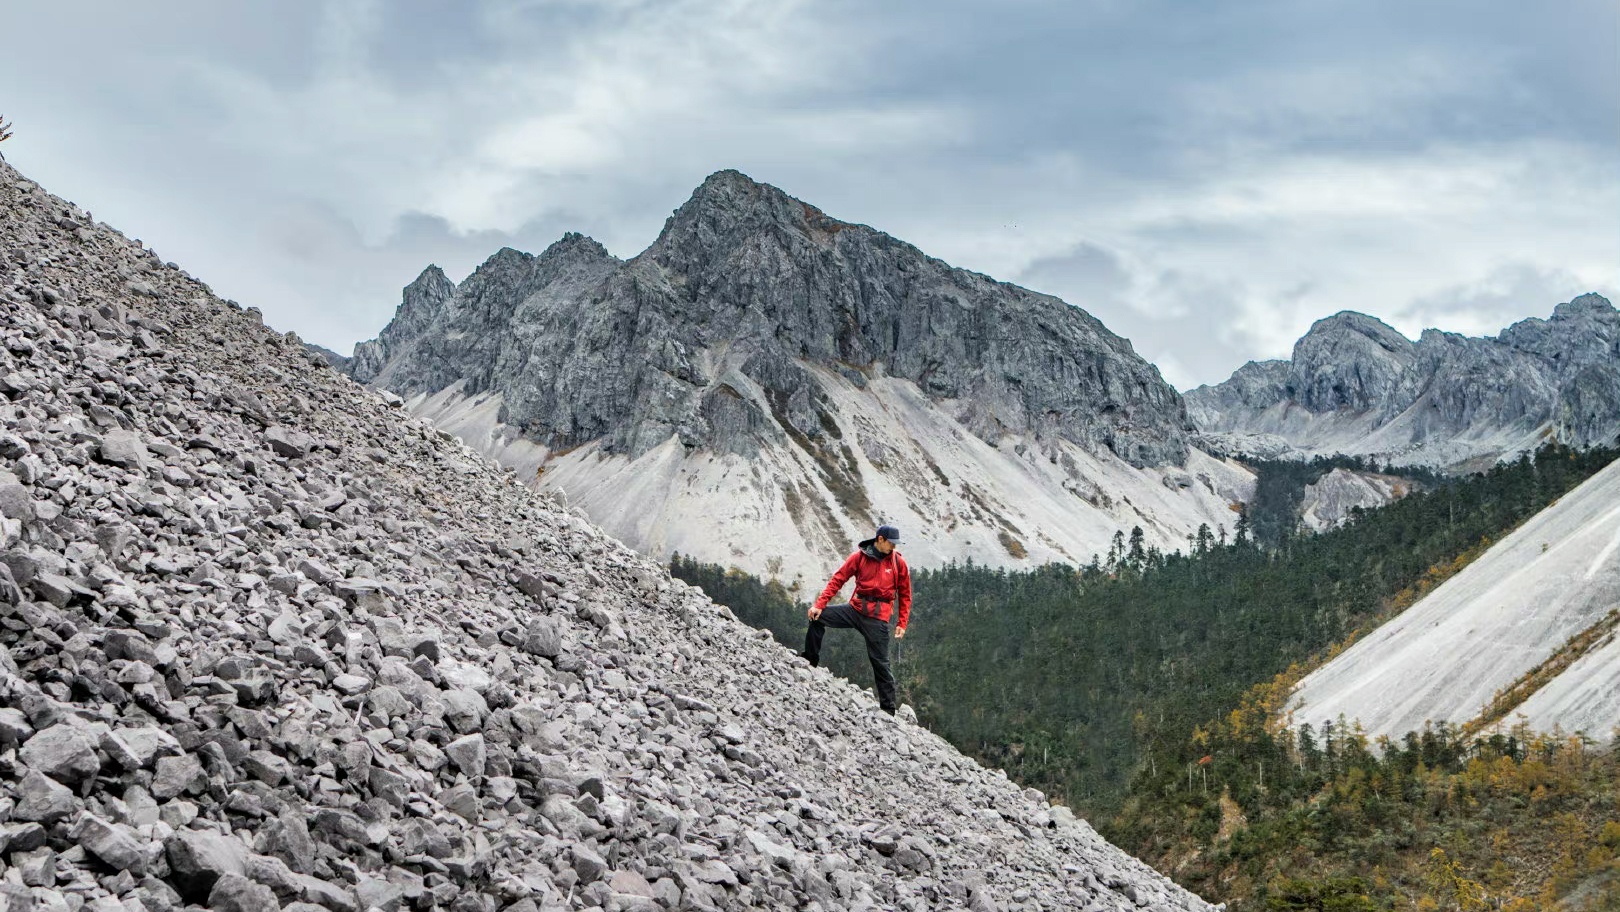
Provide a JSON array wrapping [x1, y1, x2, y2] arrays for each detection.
[[1187, 294, 1620, 467], [352, 170, 1193, 468]]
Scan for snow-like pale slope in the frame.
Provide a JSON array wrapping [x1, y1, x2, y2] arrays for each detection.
[[404, 365, 1254, 589], [1288, 457, 1620, 740]]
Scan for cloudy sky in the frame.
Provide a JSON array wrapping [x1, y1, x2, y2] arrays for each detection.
[[3, 0, 1615, 389]]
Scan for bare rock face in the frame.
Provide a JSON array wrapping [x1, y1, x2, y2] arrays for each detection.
[[0, 161, 1213, 912], [1187, 296, 1620, 468], [352, 170, 1192, 468], [1287, 312, 1417, 413], [1298, 468, 1412, 533]]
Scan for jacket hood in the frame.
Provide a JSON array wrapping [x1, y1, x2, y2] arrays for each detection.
[[858, 538, 893, 561]]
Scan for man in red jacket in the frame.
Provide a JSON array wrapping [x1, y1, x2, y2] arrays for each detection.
[[802, 524, 912, 715]]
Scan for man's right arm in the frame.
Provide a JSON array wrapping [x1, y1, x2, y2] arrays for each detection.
[[811, 552, 859, 618]]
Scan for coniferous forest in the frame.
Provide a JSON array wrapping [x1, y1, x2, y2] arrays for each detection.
[[672, 443, 1620, 910]]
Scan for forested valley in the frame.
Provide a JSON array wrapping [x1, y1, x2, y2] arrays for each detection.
[[672, 444, 1620, 909]]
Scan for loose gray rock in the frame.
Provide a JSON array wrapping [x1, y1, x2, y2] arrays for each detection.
[[29, 571, 91, 607], [354, 876, 405, 912], [98, 429, 148, 470], [265, 425, 311, 458], [608, 870, 655, 898], [166, 829, 248, 901], [13, 846, 55, 887], [242, 750, 291, 786], [209, 873, 281, 912], [75, 814, 148, 874], [13, 770, 77, 824], [331, 673, 371, 696], [115, 725, 179, 768], [444, 733, 486, 777], [105, 630, 159, 664], [0, 706, 32, 744], [20, 723, 101, 782], [152, 752, 205, 799], [257, 811, 317, 875], [0, 483, 34, 521], [521, 617, 562, 658], [441, 687, 487, 733], [573, 844, 608, 883], [2, 821, 48, 853]]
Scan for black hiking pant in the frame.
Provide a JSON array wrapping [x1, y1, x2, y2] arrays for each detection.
[[802, 603, 897, 713]]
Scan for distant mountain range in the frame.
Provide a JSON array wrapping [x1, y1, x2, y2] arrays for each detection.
[[347, 170, 1251, 585], [1187, 295, 1620, 472]]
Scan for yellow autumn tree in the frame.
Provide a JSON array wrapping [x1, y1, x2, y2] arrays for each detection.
[[1425, 847, 1490, 911]]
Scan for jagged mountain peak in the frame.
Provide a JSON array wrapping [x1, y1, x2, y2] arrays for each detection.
[[1189, 293, 1620, 468], [460, 236, 619, 289], [1498, 293, 1617, 362], [683, 168, 804, 212], [359, 170, 1192, 465], [649, 169, 871, 268], [539, 230, 613, 263], [1415, 326, 1475, 346], [695, 167, 768, 194], [667, 168, 786, 224], [398, 265, 455, 319], [410, 262, 451, 286], [526, 233, 620, 291], [1288, 311, 1417, 413], [460, 245, 534, 287], [348, 264, 458, 384], [402, 263, 455, 309], [1297, 310, 1414, 355], [1552, 291, 1614, 320]]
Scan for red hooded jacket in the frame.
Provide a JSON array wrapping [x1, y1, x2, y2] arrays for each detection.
[[813, 540, 912, 629]]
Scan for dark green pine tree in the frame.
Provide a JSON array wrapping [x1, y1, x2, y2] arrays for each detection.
[[1127, 526, 1146, 567]]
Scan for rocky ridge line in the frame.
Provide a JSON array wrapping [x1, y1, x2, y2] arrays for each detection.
[[351, 170, 1192, 469], [1187, 298, 1620, 469], [0, 162, 1213, 912]]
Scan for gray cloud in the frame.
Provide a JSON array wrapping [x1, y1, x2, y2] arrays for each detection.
[[1, 0, 1614, 387], [1394, 263, 1613, 340], [1017, 242, 1280, 391]]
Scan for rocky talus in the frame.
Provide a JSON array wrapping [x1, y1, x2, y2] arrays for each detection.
[[0, 162, 1213, 912]]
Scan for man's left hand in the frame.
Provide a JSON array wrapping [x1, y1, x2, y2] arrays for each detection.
[[894, 626, 907, 640]]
